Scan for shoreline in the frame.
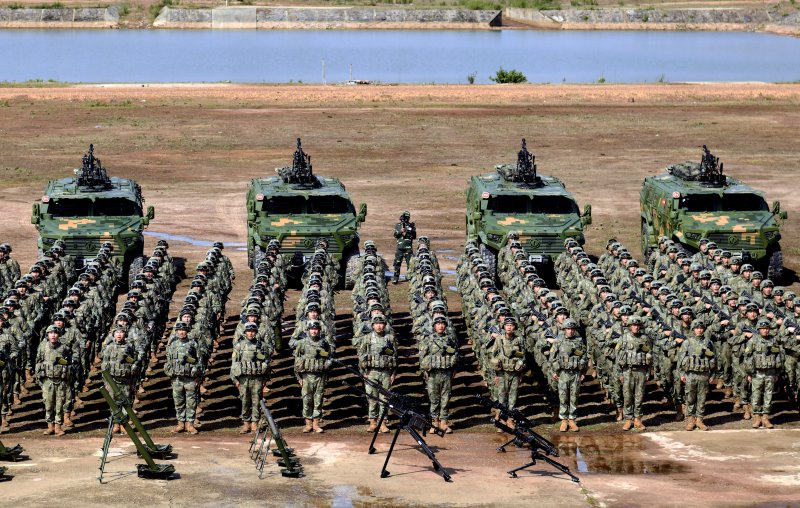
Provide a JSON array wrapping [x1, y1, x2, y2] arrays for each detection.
[[0, 5, 797, 34]]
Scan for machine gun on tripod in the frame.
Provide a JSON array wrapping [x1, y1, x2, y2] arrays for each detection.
[[98, 371, 174, 482], [334, 358, 451, 482], [249, 399, 304, 479], [476, 395, 579, 482]]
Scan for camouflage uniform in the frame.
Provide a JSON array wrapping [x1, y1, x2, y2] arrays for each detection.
[[35, 329, 77, 433], [678, 321, 716, 429], [231, 327, 272, 429], [392, 212, 416, 283], [165, 332, 203, 432], [419, 325, 458, 428], [489, 327, 526, 411], [616, 320, 652, 429], [550, 321, 586, 429], [101, 330, 140, 403], [293, 323, 334, 432], [358, 326, 398, 422], [745, 319, 783, 428]]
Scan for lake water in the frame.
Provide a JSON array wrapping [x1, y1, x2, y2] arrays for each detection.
[[1, 29, 799, 84]]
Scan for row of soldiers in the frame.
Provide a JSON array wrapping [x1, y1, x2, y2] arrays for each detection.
[[558, 236, 795, 430], [408, 236, 460, 433], [165, 242, 234, 435], [497, 236, 589, 432], [229, 240, 286, 433], [351, 240, 397, 433], [99, 241, 179, 434], [290, 241, 337, 434], [6, 243, 124, 435]]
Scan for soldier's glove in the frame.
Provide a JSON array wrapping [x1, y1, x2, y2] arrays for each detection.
[[185, 355, 197, 365], [704, 349, 714, 358], [573, 348, 584, 356], [640, 345, 650, 353], [445, 347, 456, 355], [513, 350, 525, 358], [317, 350, 330, 358], [382, 347, 395, 356], [124, 355, 136, 364], [56, 357, 69, 366], [256, 353, 266, 361], [770, 346, 781, 354]]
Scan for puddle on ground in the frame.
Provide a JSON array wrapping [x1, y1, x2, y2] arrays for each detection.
[[552, 435, 689, 475], [332, 485, 358, 508], [144, 231, 246, 248], [448, 285, 458, 292], [440, 268, 457, 276]]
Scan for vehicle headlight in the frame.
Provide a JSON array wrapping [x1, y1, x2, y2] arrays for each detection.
[[684, 232, 701, 241], [487, 233, 504, 243]]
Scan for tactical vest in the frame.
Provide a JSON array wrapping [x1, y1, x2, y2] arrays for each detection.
[[104, 343, 138, 378], [753, 338, 782, 370], [294, 339, 330, 373], [166, 340, 201, 377], [421, 335, 458, 371], [621, 336, 652, 368], [361, 333, 397, 370], [232, 339, 269, 377], [39, 342, 73, 380], [556, 340, 585, 371]]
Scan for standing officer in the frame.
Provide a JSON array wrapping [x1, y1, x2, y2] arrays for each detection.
[[392, 211, 416, 284], [617, 316, 652, 431], [293, 320, 334, 434], [231, 323, 272, 434], [0, 313, 19, 432], [678, 320, 715, 431], [35, 325, 76, 436], [490, 317, 526, 428], [358, 314, 397, 433], [419, 315, 459, 434], [746, 318, 783, 429], [101, 327, 140, 434], [550, 319, 587, 432], [165, 322, 203, 435]]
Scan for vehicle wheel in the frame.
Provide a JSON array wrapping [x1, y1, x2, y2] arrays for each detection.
[[127, 255, 146, 289], [344, 252, 360, 290], [479, 243, 497, 281], [252, 247, 266, 277], [767, 247, 783, 283], [641, 221, 653, 261]]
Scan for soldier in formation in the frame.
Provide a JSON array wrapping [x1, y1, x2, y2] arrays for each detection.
[[409, 237, 459, 433], [292, 240, 337, 433], [351, 241, 397, 432], [558, 235, 795, 430], [166, 241, 233, 434]]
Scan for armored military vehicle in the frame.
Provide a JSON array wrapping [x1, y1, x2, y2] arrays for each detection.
[[640, 145, 787, 280], [31, 145, 155, 286], [246, 139, 367, 288], [465, 139, 592, 276]]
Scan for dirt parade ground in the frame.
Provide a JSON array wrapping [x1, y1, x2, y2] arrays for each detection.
[[1, 83, 800, 506]]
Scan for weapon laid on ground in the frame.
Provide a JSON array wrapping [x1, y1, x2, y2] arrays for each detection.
[[334, 358, 451, 482], [98, 371, 174, 482], [0, 439, 24, 462], [476, 395, 579, 483], [249, 399, 303, 479]]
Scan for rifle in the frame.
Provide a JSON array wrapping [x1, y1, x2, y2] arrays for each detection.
[[476, 395, 578, 482], [333, 358, 451, 482]]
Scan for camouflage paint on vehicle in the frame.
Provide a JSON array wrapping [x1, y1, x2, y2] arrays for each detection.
[[31, 145, 154, 270], [640, 146, 787, 277], [465, 140, 591, 265], [245, 139, 366, 272]]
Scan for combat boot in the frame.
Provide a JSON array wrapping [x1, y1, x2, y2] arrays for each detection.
[[112, 423, 121, 434], [13, 394, 21, 406], [505, 418, 515, 430], [674, 404, 685, 422], [63, 413, 74, 427], [312, 419, 324, 434], [302, 419, 313, 433], [54, 424, 66, 436], [733, 399, 742, 411], [429, 418, 439, 434], [379, 421, 390, 434], [751, 414, 762, 428], [633, 418, 646, 430], [559, 420, 568, 432], [199, 385, 208, 395], [440, 420, 453, 434], [568, 420, 579, 432], [615, 408, 624, 421], [685, 417, 696, 431], [172, 421, 185, 433], [743, 405, 752, 420], [43, 423, 55, 435], [761, 414, 774, 429], [0, 416, 9, 433], [239, 421, 251, 434], [622, 419, 633, 431], [715, 380, 724, 390], [723, 387, 733, 398], [367, 419, 378, 432], [185, 422, 199, 435], [25, 369, 34, 385], [695, 417, 708, 431]]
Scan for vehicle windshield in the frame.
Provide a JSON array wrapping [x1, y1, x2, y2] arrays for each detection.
[[47, 198, 140, 217], [308, 196, 354, 214], [680, 193, 768, 212], [261, 195, 354, 215], [487, 195, 579, 214], [262, 196, 305, 214]]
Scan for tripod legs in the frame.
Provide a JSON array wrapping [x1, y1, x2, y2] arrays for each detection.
[[380, 425, 402, 478], [369, 405, 390, 455], [507, 450, 580, 483]]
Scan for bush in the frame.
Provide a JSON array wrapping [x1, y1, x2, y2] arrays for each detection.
[[467, 71, 477, 84], [490, 67, 528, 84]]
